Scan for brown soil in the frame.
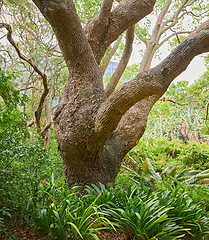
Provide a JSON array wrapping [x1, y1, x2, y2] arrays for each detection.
[[99, 230, 126, 240], [0, 225, 126, 240], [0, 224, 49, 240]]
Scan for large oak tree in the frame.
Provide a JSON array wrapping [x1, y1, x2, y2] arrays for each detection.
[[27, 0, 209, 188]]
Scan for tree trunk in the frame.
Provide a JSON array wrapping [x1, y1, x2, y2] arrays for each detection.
[[31, 0, 209, 189]]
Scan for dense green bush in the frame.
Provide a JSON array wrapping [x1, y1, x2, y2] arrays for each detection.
[[0, 69, 63, 233], [130, 139, 209, 171]]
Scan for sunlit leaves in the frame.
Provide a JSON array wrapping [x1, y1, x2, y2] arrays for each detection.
[[74, 0, 102, 24]]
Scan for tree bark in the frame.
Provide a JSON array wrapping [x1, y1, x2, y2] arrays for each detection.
[[139, 0, 172, 72], [32, 0, 209, 188], [85, 0, 156, 63]]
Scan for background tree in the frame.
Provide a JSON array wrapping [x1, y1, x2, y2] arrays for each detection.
[[1, 0, 209, 189], [0, 0, 68, 148]]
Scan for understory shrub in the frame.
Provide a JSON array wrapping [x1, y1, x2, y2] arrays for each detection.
[[129, 139, 209, 171], [26, 177, 209, 240]]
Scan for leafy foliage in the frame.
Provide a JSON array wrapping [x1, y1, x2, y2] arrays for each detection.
[[129, 139, 209, 171]]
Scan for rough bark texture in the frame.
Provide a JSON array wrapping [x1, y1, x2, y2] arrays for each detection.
[[85, 0, 156, 63], [32, 0, 209, 188]]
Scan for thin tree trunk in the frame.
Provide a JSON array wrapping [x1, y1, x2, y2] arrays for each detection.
[[139, 0, 172, 72], [105, 25, 135, 97], [100, 36, 122, 77]]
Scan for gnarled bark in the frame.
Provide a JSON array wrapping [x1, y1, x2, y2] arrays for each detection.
[[85, 0, 156, 63]]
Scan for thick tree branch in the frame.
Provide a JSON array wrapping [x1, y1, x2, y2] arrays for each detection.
[[95, 20, 209, 138], [99, 96, 158, 165], [86, 0, 113, 36], [0, 22, 49, 132], [32, 0, 103, 90], [105, 25, 135, 97], [85, 0, 156, 63]]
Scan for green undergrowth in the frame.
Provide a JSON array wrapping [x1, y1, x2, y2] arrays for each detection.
[[7, 175, 209, 240], [120, 138, 209, 213], [1, 83, 209, 240], [1, 134, 209, 239], [128, 138, 209, 171]]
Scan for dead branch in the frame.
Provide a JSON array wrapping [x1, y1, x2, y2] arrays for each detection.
[[159, 97, 187, 106]]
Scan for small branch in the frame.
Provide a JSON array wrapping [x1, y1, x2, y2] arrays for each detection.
[[20, 86, 41, 92], [159, 97, 187, 106], [100, 36, 122, 76], [158, 31, 191, 48], [52, 104, 58, 111], [0, 22, 49, 132], [160, 0, 190, 36], [0, 33, 6, 40], [27, 119, 35, 127], [40, 121, 54, 138], [0, 49, 13, 62], [105, 25, 135, 97]]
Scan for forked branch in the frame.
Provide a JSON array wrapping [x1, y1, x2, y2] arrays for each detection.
[[85, 0, 156, 63], [95, 20, 209, 138]]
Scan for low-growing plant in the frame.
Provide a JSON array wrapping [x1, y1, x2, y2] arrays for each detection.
[[156, 186, 209, 239]]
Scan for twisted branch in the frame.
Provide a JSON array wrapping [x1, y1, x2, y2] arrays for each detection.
[[0, 22, 49, 131]]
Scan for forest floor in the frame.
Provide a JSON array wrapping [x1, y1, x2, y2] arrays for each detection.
[[0, 224, 126, 240]]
